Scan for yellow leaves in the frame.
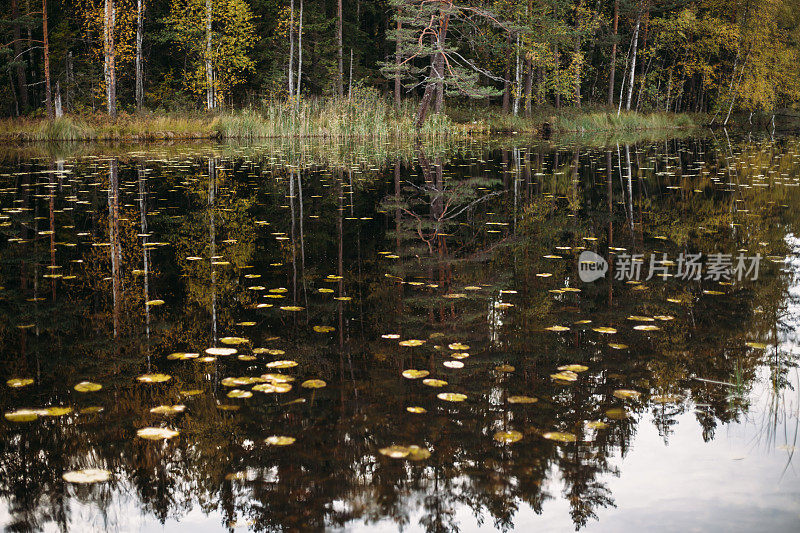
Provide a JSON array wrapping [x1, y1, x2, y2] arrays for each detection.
[[542, 431, 577, 443], [62, 469, 111, 484], [494, 430, 523, 444], [613, 389, 641, 400], [7, 378, 34, 388], [73, 381, 103, 392], [206, 347, 237, 356], [508, 395, 538, 404], [4, 409, 39, 423], [253, 382, 292, 393], [137, 427, 179, 440], [437, 392, 467, 402], [558, 364, 588, 373], [150, 405, 186, 415], [265, 436, 295, 446], [399, 339, 425, 347], [378, 445, 431, 460], [168, 0, 256, 103], [265, 360, 298, 369], [551, 371, 578, 382], [137, 373, 171, 383], [220, 336, 249, 345], [402, 369, 429, 379]]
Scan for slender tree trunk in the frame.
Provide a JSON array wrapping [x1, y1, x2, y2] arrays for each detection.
[[135, 0, 144, 111], [523, 57, 533, 117], [288, 0, 294, 98], [513, 35, 521, 115], [54, 81, 62, 117], [296, 0, 303, 102], [42, 0, 53, 119], [337, 0, 343, 97], [625, 15, 640, 112], [12, 0, 28, 112], [394, 17, 401, 109], [502, 34, 512, 113], [574, 1, 582, 108], [637, 8, 649, 108], [205, 0, 214, 109]]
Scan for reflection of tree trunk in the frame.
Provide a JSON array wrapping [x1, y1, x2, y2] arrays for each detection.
[[394, 161, 401, 250], [416, 143, 438, 253], [108, 159, 120, 337], [49, 171, 56, 300], [337, 175, 344, 349], [297, 169, 307, 310], [625, 144, 633, 233], [139, 163, 150, 339], [290, 169, 297, 303], [606, 150, 613, 306], [209, 158, 217, 342]]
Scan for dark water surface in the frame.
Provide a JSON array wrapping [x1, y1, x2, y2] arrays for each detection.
[[0, 134, 798, 532]]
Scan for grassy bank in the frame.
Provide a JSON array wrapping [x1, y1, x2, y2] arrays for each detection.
[[0, 97, 699, 142], [449, 106, 700, 133]]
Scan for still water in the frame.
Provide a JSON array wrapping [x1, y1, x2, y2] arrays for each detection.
[[0, 133, 798, 532]]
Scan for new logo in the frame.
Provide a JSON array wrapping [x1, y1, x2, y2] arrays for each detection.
[[578, 251, 608, 282]]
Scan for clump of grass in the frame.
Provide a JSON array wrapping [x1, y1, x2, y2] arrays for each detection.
[[0, 98, 698, 142]]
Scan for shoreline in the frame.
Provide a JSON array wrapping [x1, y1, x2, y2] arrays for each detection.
[[0, 106, 702, 143]]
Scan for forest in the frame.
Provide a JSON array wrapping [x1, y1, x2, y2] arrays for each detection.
[[0, 0, 799, 133]]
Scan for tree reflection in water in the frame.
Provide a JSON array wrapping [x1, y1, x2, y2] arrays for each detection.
[[0, 134, 798, 531]]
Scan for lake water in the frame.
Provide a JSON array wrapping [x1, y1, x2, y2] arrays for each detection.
[[0, 133, 798, 532]]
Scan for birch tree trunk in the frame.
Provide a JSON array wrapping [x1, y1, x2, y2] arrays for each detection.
[[43, 0, 53, 119], [502, 34, 511, 113], [205, 0, 214, 109], [625, 16, 640, 112], [288, 0, 294, 98], [513, 35, 521, 115], [607, 0, 618, 106], [296, 0, 303, 103], [337, 0, 343, 97], [135, 0, 144, 111], [574, 1, 582, 108]]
